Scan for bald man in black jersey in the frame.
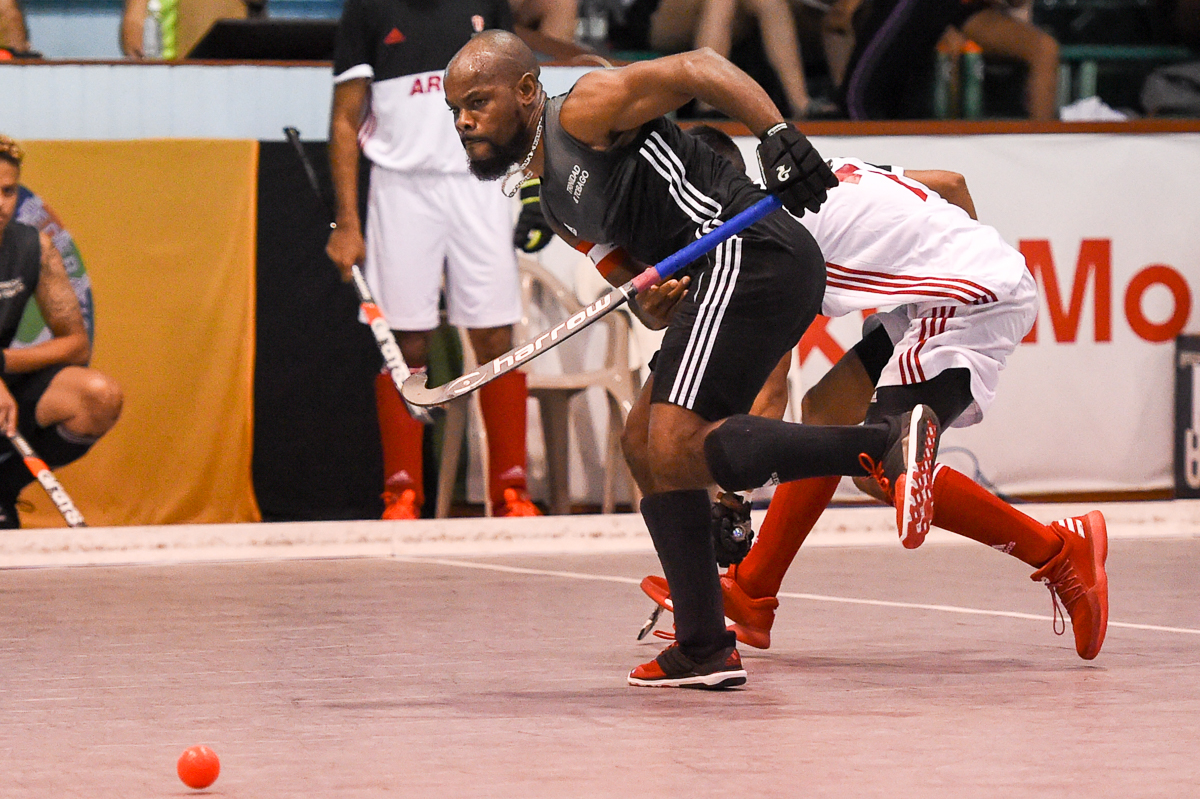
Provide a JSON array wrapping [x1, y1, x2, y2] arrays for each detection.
[[443, 34, 944, 689], [0, 136, 123, 528]]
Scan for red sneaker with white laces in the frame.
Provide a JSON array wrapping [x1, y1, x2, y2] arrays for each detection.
[[1031, 510, 1109, 660], [498, 488, 542, 517], [382, 488, 419, 521]]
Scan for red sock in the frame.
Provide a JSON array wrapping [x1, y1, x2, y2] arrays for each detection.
[[479, 370, 529, 507], [931, 465, 1061, 567], [735, 476, 840, 600], [376, 372, 424, 506]]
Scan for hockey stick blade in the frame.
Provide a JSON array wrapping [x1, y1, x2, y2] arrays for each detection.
[[402, 194, 783, 407], [7, 432, 87, 527], [636, 604, 664, 641], [283, 126, 433, 424]]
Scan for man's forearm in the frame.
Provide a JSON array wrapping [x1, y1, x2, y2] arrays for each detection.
[[682, 49, 784, 137], [3, 334, 90, 374], [329, 117, 361, 228]]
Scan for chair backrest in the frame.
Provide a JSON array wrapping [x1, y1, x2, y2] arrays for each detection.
[[516, 255, 631, 385]]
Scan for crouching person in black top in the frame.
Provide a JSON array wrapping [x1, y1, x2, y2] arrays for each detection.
[[0, 136, 123, 528]]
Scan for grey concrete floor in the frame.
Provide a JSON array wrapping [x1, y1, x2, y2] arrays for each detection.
[[1, 537, 1198, 798]]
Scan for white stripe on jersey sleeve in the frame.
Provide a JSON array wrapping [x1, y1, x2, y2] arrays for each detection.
[[334, 63, 375, 83]]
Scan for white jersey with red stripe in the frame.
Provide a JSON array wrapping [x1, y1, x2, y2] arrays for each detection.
[[798, 158, 1027, 318]]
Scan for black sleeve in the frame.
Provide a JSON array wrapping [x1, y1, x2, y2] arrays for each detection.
[[333, 0, 375, 79]]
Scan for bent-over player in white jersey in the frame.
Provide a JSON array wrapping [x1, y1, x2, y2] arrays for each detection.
[[630, 127, 1109, 662], [326, 0, 541, 519]]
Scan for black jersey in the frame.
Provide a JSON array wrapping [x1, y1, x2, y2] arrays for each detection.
[[0, 221, 41, 350], [538, 94, 803, 270], [333, 0, 513, 173]]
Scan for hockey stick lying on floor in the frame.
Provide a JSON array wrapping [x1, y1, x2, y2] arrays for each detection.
[[7, 432, 86, 527], [402, 194, 784, 408], [282, 126, 434, 424]]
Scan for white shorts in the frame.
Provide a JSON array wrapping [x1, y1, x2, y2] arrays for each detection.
[[364, 166, 522, 331], [874, 269, 1037, 428]]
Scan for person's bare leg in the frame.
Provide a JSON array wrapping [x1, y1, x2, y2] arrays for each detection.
[[961, 7, 1060, 121], [34, 367, 123, 438], [0, 0, 30, 52], [741, 0, 812, 116], [620, 375, 656, 494]]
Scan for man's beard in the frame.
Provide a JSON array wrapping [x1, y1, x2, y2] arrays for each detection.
[[465, 131, 529, 181]]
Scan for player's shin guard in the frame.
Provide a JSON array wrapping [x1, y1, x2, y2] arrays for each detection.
[[704, 414, 889, 492], [376, 371, 424, 507], [641, 489, 736, 660], [478, 370, 531, 508], [930, 465, 1062, 567], [735, 475, 841, 600]]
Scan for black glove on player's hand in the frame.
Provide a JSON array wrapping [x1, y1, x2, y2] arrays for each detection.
[[513, 178, 554, 253], [711, 492, 755, 567], [756, 123, 839, 217]]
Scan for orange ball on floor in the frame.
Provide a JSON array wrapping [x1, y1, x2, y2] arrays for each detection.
[[177, 744, 220, 789]]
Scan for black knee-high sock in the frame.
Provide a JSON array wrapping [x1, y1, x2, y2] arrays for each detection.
[[705, 415, 892, 493], [640, 490, 736, 660]]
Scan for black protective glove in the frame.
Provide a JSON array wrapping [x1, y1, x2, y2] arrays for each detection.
[[513, 178, 554, 253], [711, 492, 755, 567], [756, 123, 839, 217]]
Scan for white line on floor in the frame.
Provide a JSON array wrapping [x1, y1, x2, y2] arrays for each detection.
[[396, 556, 1200, 637]]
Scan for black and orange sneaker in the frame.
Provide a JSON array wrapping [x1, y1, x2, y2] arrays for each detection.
[[628, 642, 746, 689], [1031, 510, 1109, 660]]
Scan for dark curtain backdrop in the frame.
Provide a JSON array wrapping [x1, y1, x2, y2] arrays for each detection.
[[254, 140, 384, 521]]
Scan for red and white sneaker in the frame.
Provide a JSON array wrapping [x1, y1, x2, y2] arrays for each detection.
[[382, 488, 419, 521], [498, 488, 542, 517], [860, 404, 940, 549], [1031, 510, 1109, 660], [628, 642, 746, 689], [639, 571, 779, 650]]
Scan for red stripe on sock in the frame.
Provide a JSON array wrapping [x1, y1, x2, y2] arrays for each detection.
[[930, 466, 1061, 567], [735, 476, 840, 599]]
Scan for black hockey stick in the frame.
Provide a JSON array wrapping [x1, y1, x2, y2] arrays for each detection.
[[282, 126, 434, 424], [402, 194, 784, 407], [7, 432, 86, 527]]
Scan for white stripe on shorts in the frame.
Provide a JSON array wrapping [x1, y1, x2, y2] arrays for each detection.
[[670, 235, 743, 409]]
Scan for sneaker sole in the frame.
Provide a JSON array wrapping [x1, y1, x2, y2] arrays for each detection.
[[627, 669, 748, 689], [899, 406, 939, 549], [1080, 510, 1109, 660]]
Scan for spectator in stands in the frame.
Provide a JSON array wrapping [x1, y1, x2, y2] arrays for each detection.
[[121, 0, 266, 59], [615, 0, 831, 117], [0, 135, 123, 528], [842, 0, 1059, 120], [0, 0, 39, 57], [510, 0, 577, 44]]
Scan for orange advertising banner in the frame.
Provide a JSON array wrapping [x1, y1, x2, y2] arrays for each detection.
[[16, 139, 260, 526]]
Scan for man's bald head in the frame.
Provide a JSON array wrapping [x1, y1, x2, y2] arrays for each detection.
[[447, 29, 540, 88]]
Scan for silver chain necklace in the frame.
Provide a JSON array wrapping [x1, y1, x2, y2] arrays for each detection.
[[502, 100, 545, 198]]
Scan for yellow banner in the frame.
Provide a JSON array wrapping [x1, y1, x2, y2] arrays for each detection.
[[17, 139, 260, 526]]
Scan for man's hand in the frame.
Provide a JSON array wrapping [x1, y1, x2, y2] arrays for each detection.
[[756, 123, 838, 217], [326, 224, 365, 282], [513, 178, 554, 253], [632, 276, 690, 330], [0, 379, 17, 437]]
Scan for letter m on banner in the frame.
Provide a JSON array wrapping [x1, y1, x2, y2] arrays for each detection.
[[1020, 239, 1112, 343]]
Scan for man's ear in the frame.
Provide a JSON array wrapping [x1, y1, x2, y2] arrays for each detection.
[[516, 73, 540, 106]]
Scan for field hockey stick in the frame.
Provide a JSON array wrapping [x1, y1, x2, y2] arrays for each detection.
[[402, 194, 784, 407], [282, 126, 434, 425], [6, 432, 86, 527]]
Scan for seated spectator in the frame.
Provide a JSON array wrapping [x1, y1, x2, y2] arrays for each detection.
[[121, 0, 266, 60], [626, 0, 830, 117], [842, 0, 1059, 120], [0, 135, 123, 528]]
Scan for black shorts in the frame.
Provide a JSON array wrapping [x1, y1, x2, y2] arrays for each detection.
[[650, 225, 825, 421], [3, 364, 68, 438]]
